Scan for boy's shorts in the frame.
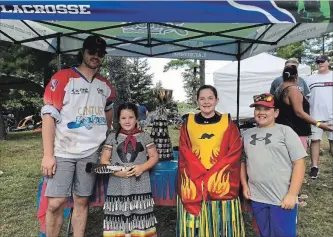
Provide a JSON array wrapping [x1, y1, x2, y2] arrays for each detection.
[[45, 152, 99, 198], [251, 201, 297, 237], [310, 120, 333, 141]]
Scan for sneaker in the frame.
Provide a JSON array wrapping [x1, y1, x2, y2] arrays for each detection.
[[310, 167, 319, 179]]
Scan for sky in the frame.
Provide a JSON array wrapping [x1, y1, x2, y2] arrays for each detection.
[[146, 58, 230, 102]]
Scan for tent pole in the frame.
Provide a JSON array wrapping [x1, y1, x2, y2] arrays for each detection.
[[56, 36, 61, 71], [236, 41, 241, 127], [57, 54, 61, 71]]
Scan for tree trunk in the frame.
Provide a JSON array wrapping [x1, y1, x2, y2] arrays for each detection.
[[199, 60, 205, 86], [0, 110, 7, 140]]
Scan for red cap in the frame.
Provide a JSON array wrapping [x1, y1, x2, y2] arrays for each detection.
[[250, 93, 275, 108]]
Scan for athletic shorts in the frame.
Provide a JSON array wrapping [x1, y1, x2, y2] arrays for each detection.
[[251, 201, 297, 237], [310, 120, 333, 141], [45, 152, 99, 198]]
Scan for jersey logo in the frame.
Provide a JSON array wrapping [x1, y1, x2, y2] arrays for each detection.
[[199, 133, 215, 139], [250, 133, 272, 145], [67, 115, 107, 130], [50, 79, 59, 92]]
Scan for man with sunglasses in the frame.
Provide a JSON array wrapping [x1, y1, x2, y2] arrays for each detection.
[[270, 58, 310, 97], [306, 55, 333, 179], [40, 35, 116, 237]]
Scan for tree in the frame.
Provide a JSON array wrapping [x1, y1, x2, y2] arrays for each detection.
[[0, 109, 6, 140], [155, 80, 163, 90], [128, 58, 154, 107], [275, 42, 304, 61], [274, 32, 333, 71], [0, 42, 77, 139], [163, 59, 203, 104], [1, 90, 43, 117], [302, 32, 333, 70], [106, 57, 131, 104], [105, 57, 156, 127], [199, 60, 205, 86]]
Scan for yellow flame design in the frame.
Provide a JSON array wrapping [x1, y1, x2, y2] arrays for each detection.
[[208, 165, 230, 197], [181, 169, 197, 200]]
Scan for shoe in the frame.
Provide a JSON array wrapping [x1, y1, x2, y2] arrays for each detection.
[[310, 167, 319, 179]]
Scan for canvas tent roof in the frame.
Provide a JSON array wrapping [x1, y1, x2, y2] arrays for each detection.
[[0, 1, 332, 61], [213, 53, 311, 118]]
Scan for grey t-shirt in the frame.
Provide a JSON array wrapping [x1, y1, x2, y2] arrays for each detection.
[[270, 76, 310, 97], [242, 124, 307, 205]]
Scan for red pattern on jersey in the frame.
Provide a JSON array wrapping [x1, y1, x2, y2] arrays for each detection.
[[43, 69, 74, 111]]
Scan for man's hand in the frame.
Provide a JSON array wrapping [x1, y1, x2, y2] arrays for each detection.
[[281, 193, 297, 210], [320, 123, 333, 132], [41, 155, 56, 177], [242, 185, 251, 200]]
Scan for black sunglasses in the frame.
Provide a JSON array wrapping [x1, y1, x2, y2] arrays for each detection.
[[87, 49, 106, 58], [316, 60, 326, 64], [285, 65, 297, 69]]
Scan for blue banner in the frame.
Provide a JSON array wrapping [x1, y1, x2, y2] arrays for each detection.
[[0, 1, 332, 23]]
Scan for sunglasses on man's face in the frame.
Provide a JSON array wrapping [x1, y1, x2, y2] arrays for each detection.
[[253, 94, 273, 102], [87, 49, 106, 58], [285, 65, 297, 69], [316, 60, 326, 64]]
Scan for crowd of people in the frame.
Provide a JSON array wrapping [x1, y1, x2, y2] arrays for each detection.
[[272, 56, 333, 179], [40, 35, 332, 237]]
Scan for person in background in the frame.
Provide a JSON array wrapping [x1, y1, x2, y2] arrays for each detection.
[[276, 66, 333, 149], [270, 57, 310, 97], [306, 55, 333, 179], [40, 35, 116, 237], [241, 93, 307, 237], [135, 101, 149, 130]]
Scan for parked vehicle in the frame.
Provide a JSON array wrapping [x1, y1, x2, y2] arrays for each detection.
[[11, 115, 41, 132]]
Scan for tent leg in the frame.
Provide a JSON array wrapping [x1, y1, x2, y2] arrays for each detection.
[[56, 36, 61, 71], [57, 54, 61, 71], [236, 42, 241, 127]]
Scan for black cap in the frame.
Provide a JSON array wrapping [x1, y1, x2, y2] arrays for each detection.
[[283, 65, 298, 81], [83, 35, 107, 53], [316, 55, 329, 63]]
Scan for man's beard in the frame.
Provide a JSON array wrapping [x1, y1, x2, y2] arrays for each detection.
[[83, 57, 101, 70]]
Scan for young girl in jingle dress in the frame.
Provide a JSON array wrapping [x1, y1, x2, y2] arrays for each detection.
[[100, 102, 159, 237]]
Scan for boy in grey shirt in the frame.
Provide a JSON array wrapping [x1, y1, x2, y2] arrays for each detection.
[[241, 93, 307, 237]]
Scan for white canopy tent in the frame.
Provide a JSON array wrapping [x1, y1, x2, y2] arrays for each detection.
[[213, 53, 311, 118]]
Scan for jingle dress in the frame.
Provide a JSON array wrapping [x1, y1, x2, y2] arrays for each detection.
[[177, 113, 245, 237], [103, 132, 157, 237]]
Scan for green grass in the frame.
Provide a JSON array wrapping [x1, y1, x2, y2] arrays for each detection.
[[0, 130, 332, 237]]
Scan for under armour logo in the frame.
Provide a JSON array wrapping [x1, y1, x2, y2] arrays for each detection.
[[250, 133, 272, 145]]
